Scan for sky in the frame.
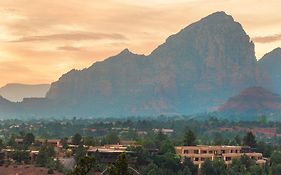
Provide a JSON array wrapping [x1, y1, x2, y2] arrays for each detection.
[[0, 0, 280, 87]]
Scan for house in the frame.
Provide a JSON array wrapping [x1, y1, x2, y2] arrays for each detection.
[[175, 145, 266, 168]]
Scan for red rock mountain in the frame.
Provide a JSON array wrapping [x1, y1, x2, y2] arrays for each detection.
[[44, 11, 260, 117], [0, 12, 271, 119], [219, 87, 281, 118]]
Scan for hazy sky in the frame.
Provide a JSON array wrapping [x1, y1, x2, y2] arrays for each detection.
[[0, 0, 280, 86]]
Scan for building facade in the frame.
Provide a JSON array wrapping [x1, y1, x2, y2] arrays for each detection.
[[175, 146, 266, 168]]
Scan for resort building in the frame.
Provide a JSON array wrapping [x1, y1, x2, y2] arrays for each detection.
[[175, 145, 266, 168]]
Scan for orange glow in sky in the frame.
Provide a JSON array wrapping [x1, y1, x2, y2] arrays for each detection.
[[0, 0, 280, 86]]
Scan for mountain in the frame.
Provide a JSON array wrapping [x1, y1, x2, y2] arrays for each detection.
[[218, 87, 281, 120], [44, 11, 260, 117], [0, 83, 50, 102], [259, 48, 281, 94]]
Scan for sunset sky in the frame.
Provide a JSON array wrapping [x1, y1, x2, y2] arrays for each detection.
[[0, 0, 280, 86]]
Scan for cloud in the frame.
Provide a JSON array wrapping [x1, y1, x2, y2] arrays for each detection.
[[252, 34, 281, 43], [9, 32, 127, 42], [57, 46, 83, 51]]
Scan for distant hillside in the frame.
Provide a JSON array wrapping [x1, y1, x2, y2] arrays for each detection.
[[0, 83, 50, 102], [218, 87, 281, 120], [259, 48, 281, 94]]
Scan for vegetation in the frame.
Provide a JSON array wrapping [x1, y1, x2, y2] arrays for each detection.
[[0, 117, 281, 174]]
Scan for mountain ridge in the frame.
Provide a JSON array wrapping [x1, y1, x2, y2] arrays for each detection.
[[0, 11, 280, 119]]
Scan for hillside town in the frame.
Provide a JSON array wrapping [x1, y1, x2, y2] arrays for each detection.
[[0, 118, 280, 175]]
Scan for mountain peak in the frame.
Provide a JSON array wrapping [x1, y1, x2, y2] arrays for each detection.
[[119, 48, 132, 56], [201, 11, 234, 22]]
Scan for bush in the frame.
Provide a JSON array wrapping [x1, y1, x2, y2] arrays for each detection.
[[48, 168, 54, 174]]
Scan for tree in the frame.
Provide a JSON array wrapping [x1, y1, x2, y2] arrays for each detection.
[[72, 133, 82, 145], [35, 142, 56, 167], [74, 145, 87, 162], [272, 163, 281, 175], [101, 132, 120, 145], [249, 165, 262, 175], [71, 156, 96, 175], [213, 132, 226, 145], [60, 137, 68, 149], [212, 158, 227, 175], [0, 139, 3, 150], [108, 153, 131, 175], [240, 154, 255, 171], [182, 157, 197, 175], [154, 152, 181, 172], [243, 132, 257, 148], [11, 150, 29, 163], [201, 159, 214, 175], [271, 151, 281, 165], [183, 129, 196, 146], [23, 133, 35, 146], [228, 158, 244, 175], [234, 135, 242, 145], [182, 166, 192, 175], [159, 140, 175, 154], [114, 153, 131, 175], [201, 159, 226, 175]]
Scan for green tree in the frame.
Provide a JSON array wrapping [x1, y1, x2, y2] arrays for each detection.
[[23, 133, 35, 146], [114, 153, 131, 175], [35, 142, 56, 167], [7, 134, 16, 148], [249, 165, 262, 175], [75, 145, 87, 162], [213, 133, 225, 145], [83, 136, 98, 146], [183, 129, 196, 146], [271, 151, 281, 165], [60, 137, 68, 149], [182, 166, 192, 175], [240, 154, 255, 171], [272, 164, 281, 175], [0, 139, 3, 150], [201, 159, 226, 175], [108, 153, 131, 175], [201, 159, 214, 175], [71, 156, 96, 175], [212, 158, 227, 175], [234, 135, 242, 145], [154, 152, 181, 172], [159, 140, 175, 154], [243, 132, 257, 148], [11, 150, 29, 163], [182, 157, 197, 175], [101, 132, 120, 145], [228, 158, 244, 175], [72, 133, 82, 145]]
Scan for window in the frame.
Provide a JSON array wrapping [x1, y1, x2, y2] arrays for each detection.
[[209, 150, 213, 154], [194, 157, 199, 161], [194, 150, 199, 154], [226, 157, 231, 161], [222, 150, 225, 154], [184, 150, 189, 154], [202, 150, 207, 154]]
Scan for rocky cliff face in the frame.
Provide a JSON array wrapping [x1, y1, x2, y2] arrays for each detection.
[[259, 48, 281, 94], [218, 87, 281, 120], [44, 11, 260, 117]]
